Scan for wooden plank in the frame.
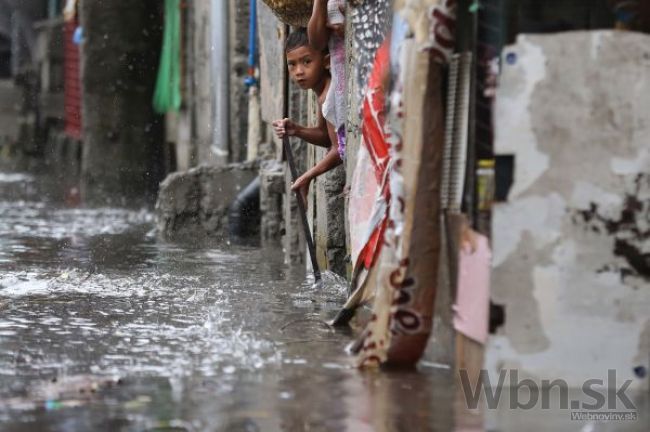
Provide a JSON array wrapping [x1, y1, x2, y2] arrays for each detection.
[[385, 42, 446, 366]]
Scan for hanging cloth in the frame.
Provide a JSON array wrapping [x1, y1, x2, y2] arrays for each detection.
[[153, 0, 182, 114]]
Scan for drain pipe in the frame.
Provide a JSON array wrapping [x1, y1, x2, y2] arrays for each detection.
[[228, 177, 261, 238], [211, 0, 230, 161]]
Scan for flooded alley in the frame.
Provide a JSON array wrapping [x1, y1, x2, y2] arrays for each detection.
[[1, 0, 649, 430], [0, 168, 460, 431], [0, 170, 646, 431]]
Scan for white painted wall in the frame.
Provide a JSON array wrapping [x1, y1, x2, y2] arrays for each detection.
[[488, 31, 650, 391]]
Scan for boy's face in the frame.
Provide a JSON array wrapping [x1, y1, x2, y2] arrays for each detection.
[[286, 46, 329, 90]]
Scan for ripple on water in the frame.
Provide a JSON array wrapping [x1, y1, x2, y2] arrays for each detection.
[[0, 170, 373, 430], [0, 204, 154, 239], [0, 173, 34, 183]]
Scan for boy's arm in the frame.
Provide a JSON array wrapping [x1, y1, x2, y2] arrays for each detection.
[[295, 113, 331, 147], [272, 117, 330, 147], [308, 0, 330, 51], [291, 122, 342, 194]]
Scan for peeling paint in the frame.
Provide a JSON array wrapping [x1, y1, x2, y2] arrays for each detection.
[[611, 148, 650, 175], [572, 174, 650, 281], [491, 32, 650, 390], [492, 231, 553, 354], [570, 181, 623, 221], [494, 36, 550, 200], [492, 193, 565, 267], [589, 31, 609, 60]]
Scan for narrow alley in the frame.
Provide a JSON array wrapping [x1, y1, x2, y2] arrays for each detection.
[[0, 0, 649, 431]]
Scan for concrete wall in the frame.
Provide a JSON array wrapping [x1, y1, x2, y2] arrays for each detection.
[[257, 0, 285, 159], [156, 163, 258, 240], [228, 0, 249, 163], [256, 1, 287, 246], [488, 31, 650, 390], [307, 90, 347, 276], [0, 79, 20, 148]]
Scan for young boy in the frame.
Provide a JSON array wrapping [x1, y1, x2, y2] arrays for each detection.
[[272, 29, 342, 204]]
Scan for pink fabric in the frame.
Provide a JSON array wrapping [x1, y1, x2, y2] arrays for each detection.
[[453, 234, 491, 344]]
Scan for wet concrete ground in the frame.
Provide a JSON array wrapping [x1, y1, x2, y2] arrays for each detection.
[[0, 167, 647, 431]]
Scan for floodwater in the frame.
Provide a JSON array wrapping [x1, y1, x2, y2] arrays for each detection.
[[0, 168, 647, 432], [0, 168, 460, 432]]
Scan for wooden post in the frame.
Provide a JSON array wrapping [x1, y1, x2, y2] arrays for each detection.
[[385, 44, 446, 366]]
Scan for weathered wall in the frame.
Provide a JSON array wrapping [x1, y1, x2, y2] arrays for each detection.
[[488, 31, 650, 390], [307, 92, 347, 276], [156, 163, 258, 240], [257, 0, 285, 160], [0, 79, 21, 149], [260, 159, 284, 243], [228, 0, 249, 163], [257, 1, 287, 245]]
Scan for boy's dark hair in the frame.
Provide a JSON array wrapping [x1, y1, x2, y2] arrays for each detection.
[[285, 28, 309, 53]]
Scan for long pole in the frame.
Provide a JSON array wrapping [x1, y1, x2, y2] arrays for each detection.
[[283, 136, 322, 283]]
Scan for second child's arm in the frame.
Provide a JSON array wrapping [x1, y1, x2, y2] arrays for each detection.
[[308, 0, 330, 52]]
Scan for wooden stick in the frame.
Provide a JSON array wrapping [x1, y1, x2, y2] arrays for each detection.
[[283, 136, 322, 283]]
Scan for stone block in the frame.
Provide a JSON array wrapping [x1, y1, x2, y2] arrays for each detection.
[[260, 159, 285, 243], [156, 162, 258, 240]]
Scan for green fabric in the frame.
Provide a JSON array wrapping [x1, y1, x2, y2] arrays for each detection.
[[154, 0, 181, 113]]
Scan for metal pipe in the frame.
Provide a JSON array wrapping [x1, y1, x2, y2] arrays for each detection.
[[228, 177, 261, 238], [245, 0, 261, 161], [211, 0, 230, 160]]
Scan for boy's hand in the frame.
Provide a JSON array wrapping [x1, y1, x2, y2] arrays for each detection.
[[291, 174, 312, 205], [272, 118, 297, 139]]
